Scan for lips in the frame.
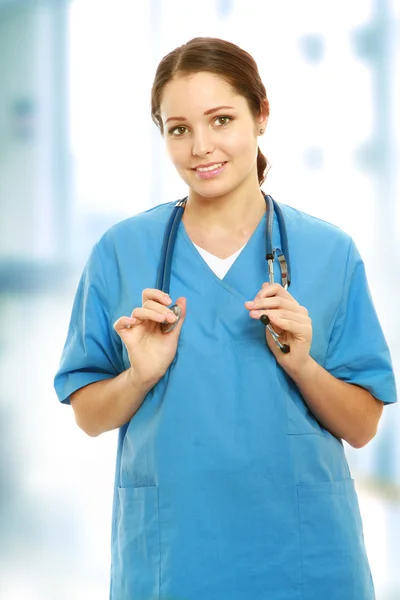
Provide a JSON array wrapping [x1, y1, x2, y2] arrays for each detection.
[[193, 161, 227, 172], [192, 161, 228, 180]]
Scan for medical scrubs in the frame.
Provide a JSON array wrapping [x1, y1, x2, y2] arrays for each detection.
[[54, 200, 397, 600]]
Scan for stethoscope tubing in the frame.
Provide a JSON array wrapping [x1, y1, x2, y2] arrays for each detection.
[[156, 199, 186, 293], [157, 194, 291, 352]]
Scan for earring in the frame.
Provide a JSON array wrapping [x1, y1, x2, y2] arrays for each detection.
[[259, 128, 264, 134]]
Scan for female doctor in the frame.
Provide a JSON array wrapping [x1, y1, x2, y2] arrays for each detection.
[[54, 37, 397, 600]]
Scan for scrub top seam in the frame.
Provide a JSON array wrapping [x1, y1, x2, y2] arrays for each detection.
[[94, 241, 111, 319], [323, 236, 353, 368], [157, 489, 162, 598], [93, 241, 125, 377], [296, 485, 305, 600]]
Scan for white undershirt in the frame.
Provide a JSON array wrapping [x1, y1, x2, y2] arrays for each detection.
[[193, 243, 247, 279]]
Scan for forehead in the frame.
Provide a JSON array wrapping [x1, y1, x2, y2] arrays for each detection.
[[160, 72, 247, 119]]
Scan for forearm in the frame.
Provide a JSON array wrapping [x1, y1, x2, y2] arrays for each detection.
[[287, 358, 383, 448], [70, 368, 154, 437]]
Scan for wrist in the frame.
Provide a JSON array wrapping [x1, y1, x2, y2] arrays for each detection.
[[286, 355, 318, 384], [127, 367, 159, 395]]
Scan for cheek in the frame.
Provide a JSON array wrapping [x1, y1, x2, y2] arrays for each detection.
[[225, 130, 257, 158], [166, 142, 188, 169]]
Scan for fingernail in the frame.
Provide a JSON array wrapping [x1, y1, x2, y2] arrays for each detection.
[[246, 301, 255, 307]]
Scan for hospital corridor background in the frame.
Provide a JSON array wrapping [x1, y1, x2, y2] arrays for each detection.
[[0, 0, 399, 597]]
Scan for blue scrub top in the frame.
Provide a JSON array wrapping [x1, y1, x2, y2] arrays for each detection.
[[54, 200, 397, 600]]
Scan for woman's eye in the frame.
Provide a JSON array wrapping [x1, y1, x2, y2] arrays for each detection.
[[170, 126, 188, 136], [215, 116, 232, 126], [168, 117, 232, 136]]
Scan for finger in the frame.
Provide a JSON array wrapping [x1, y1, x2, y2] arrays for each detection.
[[142, 299, 181, 320], [246, 296, 304, 314], [113, 316, 137, 332], [266, 313, 311, 336], [257, 283, 299, 305], [131, 307, 178, 324], [142, 288, 172, 307], [250, 309, 310, 324]]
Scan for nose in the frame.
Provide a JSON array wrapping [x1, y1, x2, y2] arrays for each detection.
[[191, 127, 215, 158]]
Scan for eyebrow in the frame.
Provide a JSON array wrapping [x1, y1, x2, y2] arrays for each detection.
[[164, 105, 235, 125]]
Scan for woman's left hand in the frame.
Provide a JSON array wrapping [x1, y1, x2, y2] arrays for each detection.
[[245, 283, 312, 377]]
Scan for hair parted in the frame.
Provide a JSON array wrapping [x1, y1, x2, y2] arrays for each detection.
[[151, 37, 270, 185]]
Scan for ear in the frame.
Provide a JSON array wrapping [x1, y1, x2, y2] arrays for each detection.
[[258, 98, 270, 132]]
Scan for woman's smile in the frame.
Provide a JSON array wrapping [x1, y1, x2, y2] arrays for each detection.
[[192, 161, 228, 179]]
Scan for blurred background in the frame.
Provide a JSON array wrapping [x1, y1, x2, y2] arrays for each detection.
[[0, 0, 399, 597]]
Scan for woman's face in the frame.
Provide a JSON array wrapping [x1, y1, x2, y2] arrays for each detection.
[[160, 72, 266, 199]]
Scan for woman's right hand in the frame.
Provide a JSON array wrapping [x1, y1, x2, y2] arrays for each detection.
[[113, 289, 187, 388]]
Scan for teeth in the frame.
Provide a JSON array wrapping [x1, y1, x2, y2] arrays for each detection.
[[196, 163, 223, 172]]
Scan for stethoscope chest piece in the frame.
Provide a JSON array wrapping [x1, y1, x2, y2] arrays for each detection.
[[160, 304, 182, 333]]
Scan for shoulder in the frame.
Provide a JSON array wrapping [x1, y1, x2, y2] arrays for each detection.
[[93, 201, 176, 257], [276, 201, 355, 263], [275, 201, 364, 289], [278, 202, 351, 244], [104, 201, 175, 241], [82, 201, 177, 279]]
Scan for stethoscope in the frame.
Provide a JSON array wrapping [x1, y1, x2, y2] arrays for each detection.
[[156, 193, 292, 353]]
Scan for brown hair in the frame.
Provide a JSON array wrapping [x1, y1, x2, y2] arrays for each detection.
[[151, 37, 270, 185]]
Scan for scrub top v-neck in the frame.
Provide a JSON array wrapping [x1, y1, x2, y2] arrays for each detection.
[[192, 241, 247, 279], [177, 210, 275, 301]]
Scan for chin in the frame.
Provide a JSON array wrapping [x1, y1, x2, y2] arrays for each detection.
[[191, 185, 232, 199], [187, 177, 239, 198]]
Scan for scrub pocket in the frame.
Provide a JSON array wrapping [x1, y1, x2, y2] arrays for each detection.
[[113, 486, 160, 600], [298, 478, 375, 600]]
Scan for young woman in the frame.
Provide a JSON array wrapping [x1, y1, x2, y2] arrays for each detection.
[[54, 37, 397, 600]]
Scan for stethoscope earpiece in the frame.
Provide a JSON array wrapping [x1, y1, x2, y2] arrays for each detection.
[[260, 314, 290, 354]]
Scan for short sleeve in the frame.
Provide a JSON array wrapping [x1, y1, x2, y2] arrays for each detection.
[[324, 239, 397, 405], [54, 242, 124, 404]]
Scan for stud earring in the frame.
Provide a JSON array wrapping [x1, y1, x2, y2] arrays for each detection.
[[259, 128, 264, 134]]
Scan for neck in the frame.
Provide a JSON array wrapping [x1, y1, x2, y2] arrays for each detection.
[[185, 182, 266, 233]]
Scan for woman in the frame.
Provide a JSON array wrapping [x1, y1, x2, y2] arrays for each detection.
[[54, 37, 397, 599]]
